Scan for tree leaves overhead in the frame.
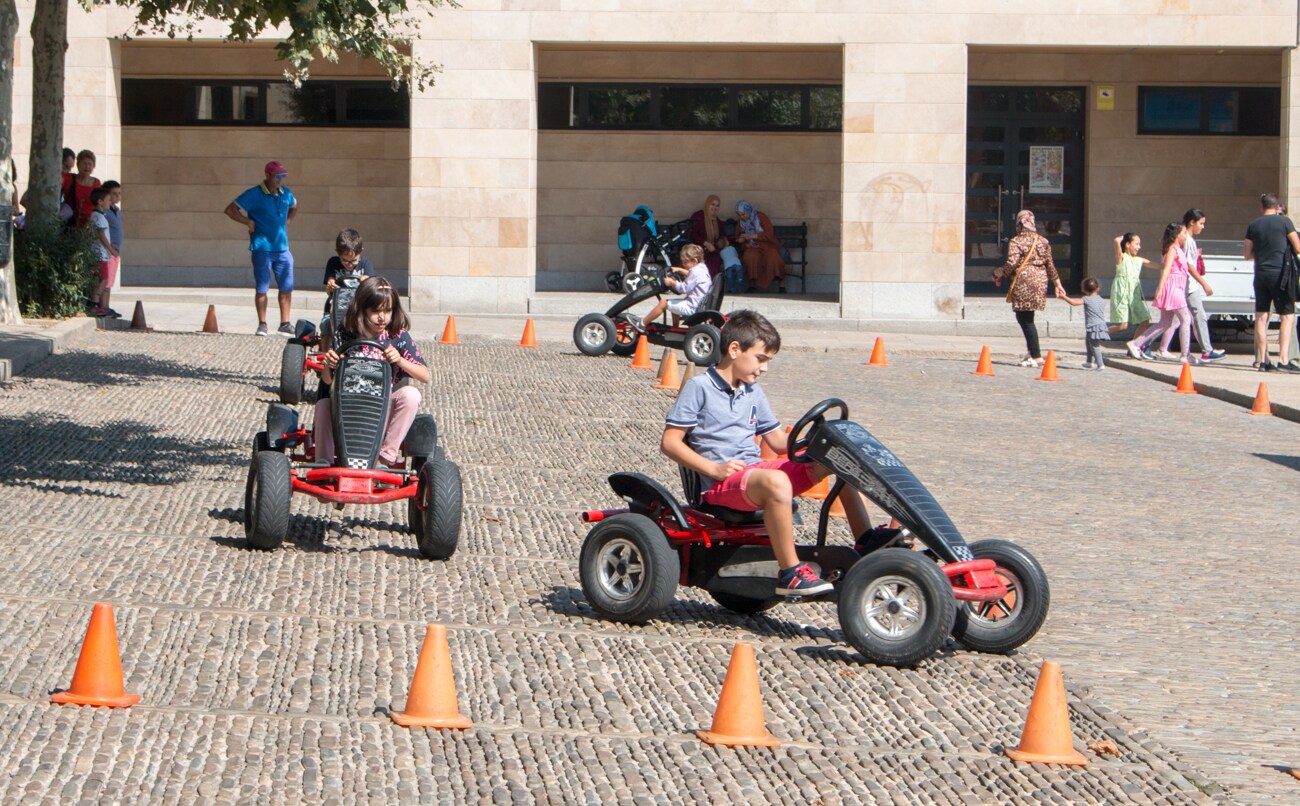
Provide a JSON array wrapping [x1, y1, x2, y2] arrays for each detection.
[[81, 0, 455, 89]]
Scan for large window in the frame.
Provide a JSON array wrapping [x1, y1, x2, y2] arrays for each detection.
[[1138, 86, 1280, 136], [122, 79, 409, 128], [538, 83, 842, 131]]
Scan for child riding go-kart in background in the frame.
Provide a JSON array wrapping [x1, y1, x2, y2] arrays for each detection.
[[662, 310, 898, 598], [628, 244, 713, 332], [314, 277, 429, 467]]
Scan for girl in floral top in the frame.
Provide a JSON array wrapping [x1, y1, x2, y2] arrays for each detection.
[[315, 277, 430, 466]]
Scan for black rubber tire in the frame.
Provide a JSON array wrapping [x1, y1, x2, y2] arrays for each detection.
[[610, 321, 639, 357], [403, 414, 438, 459], [605, 271, 622, 292], [244, 450, 291, 551], [709, 591, 780, 615], [950, 539, 1050, 654], [683, 323, 721, 366], [574, 313, 617, 356], [837, 548, 954, 667], [579, 513, 678, 624], [416, 459, 463, 560], [279, 341, 306, 405]]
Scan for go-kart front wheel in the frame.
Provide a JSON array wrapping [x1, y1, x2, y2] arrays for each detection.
[[414, 458, 463, 560], [838, 548, 954, 667], [683, 323, 721, 366], [950, 539, 1049, 654], [579, 513, 678, 624], [279, 341, 306, 405], [245, 450, 291, 551], [574, 313, 616, 356]]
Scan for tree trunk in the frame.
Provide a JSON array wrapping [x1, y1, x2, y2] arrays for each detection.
[[0, 0, 19, 325], [26, 0, 67, 231]]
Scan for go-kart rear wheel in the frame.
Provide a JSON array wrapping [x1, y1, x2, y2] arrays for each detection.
[[279, 341, 306, 405], [245, 450, 291, 551], [574, 313, 616, 356], [950, 539, 1049, 654], [837, 548, 954, 667], [415, 458, 463, 560], [709, 591, 779, 615], [683, 323, 721, 366], [579, 513, 678, 624]]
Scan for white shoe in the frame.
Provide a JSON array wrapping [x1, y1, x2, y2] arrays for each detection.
[[1017, 355, 1036, 367], [1125, 340, 1142, 360], [1154, 350, 1179, 362]]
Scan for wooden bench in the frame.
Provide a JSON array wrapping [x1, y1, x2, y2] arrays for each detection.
[[772, 222, 808, 292]]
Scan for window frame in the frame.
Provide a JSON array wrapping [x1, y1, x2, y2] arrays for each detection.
[[121, 78, 410, 128], [538, 82, 842, 132], [1136, 85, 1280, 137]]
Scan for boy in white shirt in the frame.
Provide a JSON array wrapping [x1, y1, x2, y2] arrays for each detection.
[[88, 188, 120, 317], [632, 244, 713, 330]]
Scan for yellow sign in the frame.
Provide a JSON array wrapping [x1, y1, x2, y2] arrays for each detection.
[[1097, 85, 1115, 111]]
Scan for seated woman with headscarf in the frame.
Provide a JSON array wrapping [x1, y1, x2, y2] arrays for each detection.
[[688, 195, 730, 280], [735, 200, 785, 293]]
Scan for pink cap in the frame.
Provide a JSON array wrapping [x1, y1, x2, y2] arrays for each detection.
[[264, 161, 287, 176]]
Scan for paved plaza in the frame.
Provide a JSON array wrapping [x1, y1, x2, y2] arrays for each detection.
[[0, 326, 1297, 803]]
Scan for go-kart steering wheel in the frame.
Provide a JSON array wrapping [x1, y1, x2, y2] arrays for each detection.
[[336, 338, 386, 355], [787, 398, 849, 464]]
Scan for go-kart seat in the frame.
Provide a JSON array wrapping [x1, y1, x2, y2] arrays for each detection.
[[680, 467, 766, 525]]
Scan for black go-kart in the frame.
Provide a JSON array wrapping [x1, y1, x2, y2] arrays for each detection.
[[577, 399, 1049, 667], [574, 265, 727, 367], [247, 339, 463, 560], [279, 268, 365, 405]]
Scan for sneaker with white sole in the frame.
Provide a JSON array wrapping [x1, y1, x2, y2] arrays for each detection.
[[1202, 349, 1227, 361], [277, 322, 294, 336], [1154, 350, 1179, 361], [1126, 340, 1143, 360], [255, 322, 269, 336], [1139, 346, 1155, 361], [1081, 361, 1096, 370], [775, 563, 833, 597], [1016, 355, 1036, 367]]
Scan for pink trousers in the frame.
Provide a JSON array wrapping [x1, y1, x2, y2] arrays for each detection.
[[314, 385, 422, 466]]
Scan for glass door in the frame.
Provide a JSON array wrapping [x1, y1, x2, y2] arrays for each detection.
[[965, 86, 1085, 294]]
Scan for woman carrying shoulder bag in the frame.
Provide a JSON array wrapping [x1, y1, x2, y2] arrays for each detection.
[[993, 209, 1065, 367]]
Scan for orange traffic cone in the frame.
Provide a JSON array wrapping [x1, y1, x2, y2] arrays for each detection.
[[696, 643, 780, 747], [517, 318, 538, 348], [681, 360, 699, 385], [1004, 661, 1088, 766], [1036, 351, 1061, 382], [390, 624, 473, 729], [51, 603, 140, 708], [129, 301, 152, 332], [439, 316, 460, 345], [655, 351, 681, 391], [866, 337, 889, 367], [1250, 383, 1273, 416], [629, 335, 654, 370], [201, 304, 219, 334], [1174, 361, 1198, 395], [973, 345, 995, 377]]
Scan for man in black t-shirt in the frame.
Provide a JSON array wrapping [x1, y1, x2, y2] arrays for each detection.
[[1244, 193, 1300, 371]]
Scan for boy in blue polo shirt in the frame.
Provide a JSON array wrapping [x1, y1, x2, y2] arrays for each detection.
[[225, 160, 298, 336], [662, 310, 897, 596]]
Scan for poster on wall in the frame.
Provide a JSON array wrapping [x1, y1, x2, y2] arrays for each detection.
[[1029, 146, 1065, 194]]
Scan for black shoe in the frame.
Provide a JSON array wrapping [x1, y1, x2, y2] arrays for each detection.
[[1259, 361, 1275, 372], [854, 525, 904, 555], [1277, 361, 1300, 374]]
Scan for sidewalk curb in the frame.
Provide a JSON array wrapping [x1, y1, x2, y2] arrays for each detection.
[[0, 317, 98, 382], [1108, 358, 1300, 423]]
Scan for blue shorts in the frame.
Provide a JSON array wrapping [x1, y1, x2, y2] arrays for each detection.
[[252, 250, 294, 294]]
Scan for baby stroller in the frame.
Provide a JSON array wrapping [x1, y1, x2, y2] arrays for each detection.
[[607, 206, 689, 294]]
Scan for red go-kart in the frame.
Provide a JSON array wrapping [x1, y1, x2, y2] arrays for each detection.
[[247, 339, 463, 559], [577, 399, 1049, 667]]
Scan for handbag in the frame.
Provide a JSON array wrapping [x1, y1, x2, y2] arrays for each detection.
[[1280, 250, 1300, 301], [1004, 234, 1039, 303]]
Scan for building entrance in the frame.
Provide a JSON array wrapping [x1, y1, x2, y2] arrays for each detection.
[[964, 86, 1085, 294]]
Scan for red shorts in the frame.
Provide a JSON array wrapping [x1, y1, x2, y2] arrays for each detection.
[[98, 256, 118, 286], [700, 458, 819, 511]]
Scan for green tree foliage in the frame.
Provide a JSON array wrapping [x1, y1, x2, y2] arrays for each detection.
[[83, 0, 455, 89], [14, 222, 98, 319]]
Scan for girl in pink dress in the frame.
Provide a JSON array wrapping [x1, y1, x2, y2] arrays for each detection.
[[1127, 223, 1193, 362]]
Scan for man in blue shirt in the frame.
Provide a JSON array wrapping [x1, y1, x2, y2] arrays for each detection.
[[225, 160, 299, 335]]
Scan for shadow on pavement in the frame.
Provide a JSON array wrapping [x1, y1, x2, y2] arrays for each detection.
[[208, 507, 421, 557], [0, 413, 242, 487], [19, 349, 260, 387], [1252, 453, 1300, 472]]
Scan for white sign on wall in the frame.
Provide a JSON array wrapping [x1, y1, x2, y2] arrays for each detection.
[[1028, 146, 1065, 195]]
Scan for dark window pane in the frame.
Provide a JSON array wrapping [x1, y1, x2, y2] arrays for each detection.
[[968, 87, 1010, 113], [967, 148, 1003, 166], [1017, 127, 1078, 144], [737, 88, 801, 127], [121, 80, 189, 125], [538, 83, 574, 128], [343, 85, 407, 124], [968, 172, 1004, 190], [1141, 89, 1202, 131], [585, 87, 652, 126], [195, 85, 260, 122], [268, 83, 336, 125], [1237, 87, 1280, 135], [1016, 89, 1082, 115], [660, 86, 726, 129], [968, 126, 1005, 143], [809, 86, 842, 130]]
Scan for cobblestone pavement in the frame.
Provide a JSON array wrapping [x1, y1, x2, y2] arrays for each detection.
[[0, 332, 1294, 803]]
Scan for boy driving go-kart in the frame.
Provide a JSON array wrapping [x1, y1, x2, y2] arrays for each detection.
[[578, 310, 1049, 666]]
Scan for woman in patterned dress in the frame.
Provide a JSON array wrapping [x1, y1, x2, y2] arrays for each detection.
[[993, 210, 1066, 367]]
